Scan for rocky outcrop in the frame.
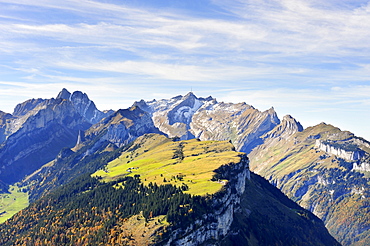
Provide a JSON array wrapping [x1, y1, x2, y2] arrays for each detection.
[[57, 88, 109, 124], [0, 89, 117, 183], [263, 114, 303, 139], [56, 88, 71, 100], [164, 155, 250, 245], [163, 153, 339, 246], [353, 162, 370, 172], [85, 106, 163, 148], [12, 98, 45, 117], [315, 140, 365, 161], [0, 111, 13, 144], [145, 92, 209, 141]]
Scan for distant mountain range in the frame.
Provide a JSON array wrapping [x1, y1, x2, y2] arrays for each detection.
[[0, 88, 369, 245]]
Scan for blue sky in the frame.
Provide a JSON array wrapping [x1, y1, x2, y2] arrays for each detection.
[[1, 0, 370, 140]]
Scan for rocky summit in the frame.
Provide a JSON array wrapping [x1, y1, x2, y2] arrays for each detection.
[[0, 89, 369, 245], [135, 92, 280, 153], [0, 89, 111, 184]]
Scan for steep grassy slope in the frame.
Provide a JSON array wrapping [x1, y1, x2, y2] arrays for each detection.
[[249, 122, 370, 246]]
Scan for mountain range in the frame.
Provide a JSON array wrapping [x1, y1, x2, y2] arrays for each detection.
[[0, 88, 368, 245]]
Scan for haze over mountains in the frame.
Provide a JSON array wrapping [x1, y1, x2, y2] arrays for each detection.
[[0, 89, 369, 245]]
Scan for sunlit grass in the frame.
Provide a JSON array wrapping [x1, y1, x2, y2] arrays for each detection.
[[93, 134, 242, 196], [0, 185, 29, 223]]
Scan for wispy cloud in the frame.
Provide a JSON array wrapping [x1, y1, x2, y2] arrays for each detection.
[[0, 0, 370, 139]]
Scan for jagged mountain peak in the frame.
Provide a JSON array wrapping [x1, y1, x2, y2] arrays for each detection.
[[0, 110, 12, 120], [56, 89, 110, 124], [282, 114, 304, 131], [132, 99, 152, 113], [56, 88, 72, 100], [114, 105, 146, 119], [142, 93, 282, 150], [169, 92, 214, 104], [167, 94, 203, 126], [84, 106, 161, 148], [12, 98, 45, 117], [266, 106, 277, 115], [261, 114, 302, 140], [181, 92, 216, 102], [266, 107, 280, 120], [183, 91, 197, 99], [283, 114, 294, 121], [70, 90, 89, 101], [56, 89, 100, 114]]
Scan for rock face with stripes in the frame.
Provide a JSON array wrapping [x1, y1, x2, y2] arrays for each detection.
[[0, 89, 110, 183], [248, 122, 370, 246], [134, 92, 281, 153]]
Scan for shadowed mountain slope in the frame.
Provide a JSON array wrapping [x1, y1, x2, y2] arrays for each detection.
[[0, 134, 339, 246], [248, 122, 370, 246]]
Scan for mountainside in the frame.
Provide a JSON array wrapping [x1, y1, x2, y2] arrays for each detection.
[[56, 88, 108, 124], [84, 106, 162, 148], [0, 89, 111, 184], [19, 107, 162, 204], [135, 92, 280, 153], [135, 93, 369, 246], [0, 98, 91, 183], [248, 121, 370, 246], [0, 90, 368, 245], [0, 134, 339, 246], [0, 111, 13, 144]]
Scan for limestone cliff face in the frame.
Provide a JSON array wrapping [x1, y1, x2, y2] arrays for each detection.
[[0, 99, 91, 183], [137, 93, 280, 153], [12, 98, 45, 117], [263, 115, 303, 140], [315, 140, 365, 161], [56, 88, 109, 124], [353, 161, 370, 172], [1, 89, 110, 145], [162, 153, 339, 246], [0, 91, 118, 198], [0, 111, 13, 144], [248, 123, 370, 246], [164, 155, 250, 246], [0, 89, 113, 184]]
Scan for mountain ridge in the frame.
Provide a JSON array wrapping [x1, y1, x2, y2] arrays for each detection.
[[0, 89, 368, 245], [0, 134, 339, 246]]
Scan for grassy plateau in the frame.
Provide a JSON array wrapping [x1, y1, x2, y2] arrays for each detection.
[[93, 134, 242, 196]]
